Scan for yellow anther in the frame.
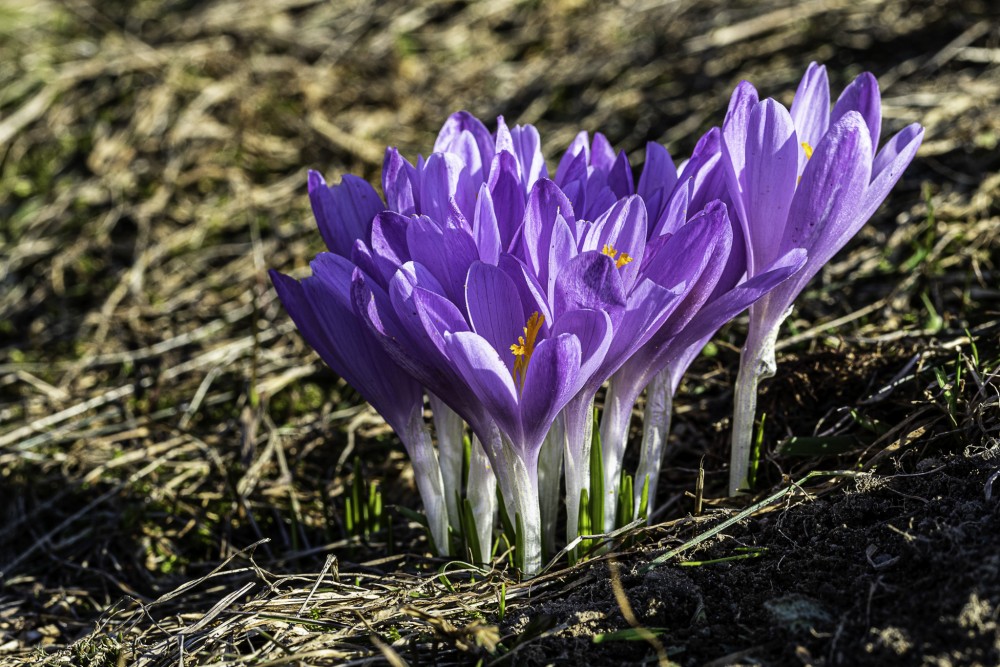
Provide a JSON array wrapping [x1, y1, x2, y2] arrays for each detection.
[[510, 312, 545, 391], [603, 244, 633, 270], [801, 141, 814, 160]]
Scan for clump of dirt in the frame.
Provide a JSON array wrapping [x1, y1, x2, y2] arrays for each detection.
[[503, 444, 1000, 666]]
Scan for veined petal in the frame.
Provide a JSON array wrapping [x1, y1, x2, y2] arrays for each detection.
[[466, 261, 526, 373], [581, 195, 648, 289], [743, 98, 799, 271], [555, 131, 590, 186], [522, 178, 576, 293], [782, 111, 873, 297], [590, 133, 616, 173], [721, 81, 759, 248], [638, 142, 678, 227], [488, 151, 528, 251], [518, 333, 582, 453], [494, 115, 516, 159], [511, 123, 547, 192], [498, 253, 553, 326], [832, 72, 881, 155], [553, 251, 627, 322], [434, 111, 495, 172], [420, 152, 474, 223], [308, 171, 384, 258], [608, 150, 636, 199], [443, 331, 521, 443], [405, 214, 479, 304], [473, 183, 502, 265], [861, 123, 924, 221], [382, 148, 418, 215], [790, 61, 830, 160], [550, 308, 613, 386]]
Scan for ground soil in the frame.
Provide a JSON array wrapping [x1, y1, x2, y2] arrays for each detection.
[[1, 1, 999, 666]]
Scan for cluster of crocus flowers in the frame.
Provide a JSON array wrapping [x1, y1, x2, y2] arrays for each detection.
[[271, 63, 922, 574]]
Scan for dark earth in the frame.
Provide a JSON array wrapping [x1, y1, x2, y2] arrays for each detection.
[[1, 0, 998, 665]]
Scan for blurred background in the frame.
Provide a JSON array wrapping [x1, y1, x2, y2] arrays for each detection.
[[0, 0, 997, 662]]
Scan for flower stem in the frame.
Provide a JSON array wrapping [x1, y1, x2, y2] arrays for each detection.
[[400, 407, 450, 556], [499, 436, 541, 575], [428, 394, 465, 530], [467, 434, 496, 564], [634, 367, 673, 520], [537, 413, 565, 560], [561, 394, 594, 546]]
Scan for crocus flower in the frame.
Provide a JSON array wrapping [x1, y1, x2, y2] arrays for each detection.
[[721, 63, 924, 495]]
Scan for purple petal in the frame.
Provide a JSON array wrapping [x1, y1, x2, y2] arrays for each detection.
[[473, 183, 502, 265], [466, 261, 526, 373], [581, 195, 648, 289], [511, 123, 547, 192], [498, 253, 553, 325], [420, 152, 474, 223], [488, 151, 528, 251], [518, 333, 582, 452], [781, 111, 873, 296], [721, 81, 760, 240], [790, 62, 830, 158], [405, 215, 479, 304], [443, 331, 520, 442], [308, 171, 384, 258], [555, 132, 590, 186], [434, 111, 495, 172], [522, 178, 576, 294], [637, 142, 678, 225], [861, 123, 923, 221], [590, 133, 616, 173], [494, 115, 515, 157], [554, 251, 627, 321], [382, 148, 418, 215], [743, 98, 799, 271], [607, 150, 635, 199], [832, 72, 881, 154], [550, 308, 613, 385]]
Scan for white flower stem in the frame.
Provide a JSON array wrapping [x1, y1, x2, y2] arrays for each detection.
[[467, 434, 497, 564], [428, 393, 465, 530], [499, 435, 541, 575], [634, 367, 674, 520], [400, 407, 451, 556], [598, 379, 630, 532], [537, 413, 565, 559], [729, 316, 782, 496], [561, 394, 594, 546]]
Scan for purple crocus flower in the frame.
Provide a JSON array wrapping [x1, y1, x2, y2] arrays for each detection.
[[721, 63, 924, 495]]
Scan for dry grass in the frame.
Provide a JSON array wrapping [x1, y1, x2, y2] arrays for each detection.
[[1, 0, 998, 664]]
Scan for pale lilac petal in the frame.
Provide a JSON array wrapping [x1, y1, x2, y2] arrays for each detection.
[[511, 123, 547, 192], [832, 72, 881, 154], [861, 123, 924, 221], [420, 152, 473, 223], [743, 98, 799, 271], [443, 331, 520, 441], [781, 111, 873, 297], [494, 115, 515, 158], [721, 81, 759, 240], [518, 334, 582, 452], [581, 195, 648, 289], [790, 62, 830, 155], [466, 261, 525, 373], [434, 111, 494, 170], [555, 132, 590, 185], [550, 308, 613, 385], [522, 178, 575, 294], [590, 133, 616, 173], [498, 254, 552, 325]]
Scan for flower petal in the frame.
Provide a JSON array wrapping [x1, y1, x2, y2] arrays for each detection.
[[518, 333, 582, 453], [860, 122, 923, 221], [832, 72, 881, 155], [790, 61, 830, 159], [308, 171, 384, 257], [466, 261, 526, 373]]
